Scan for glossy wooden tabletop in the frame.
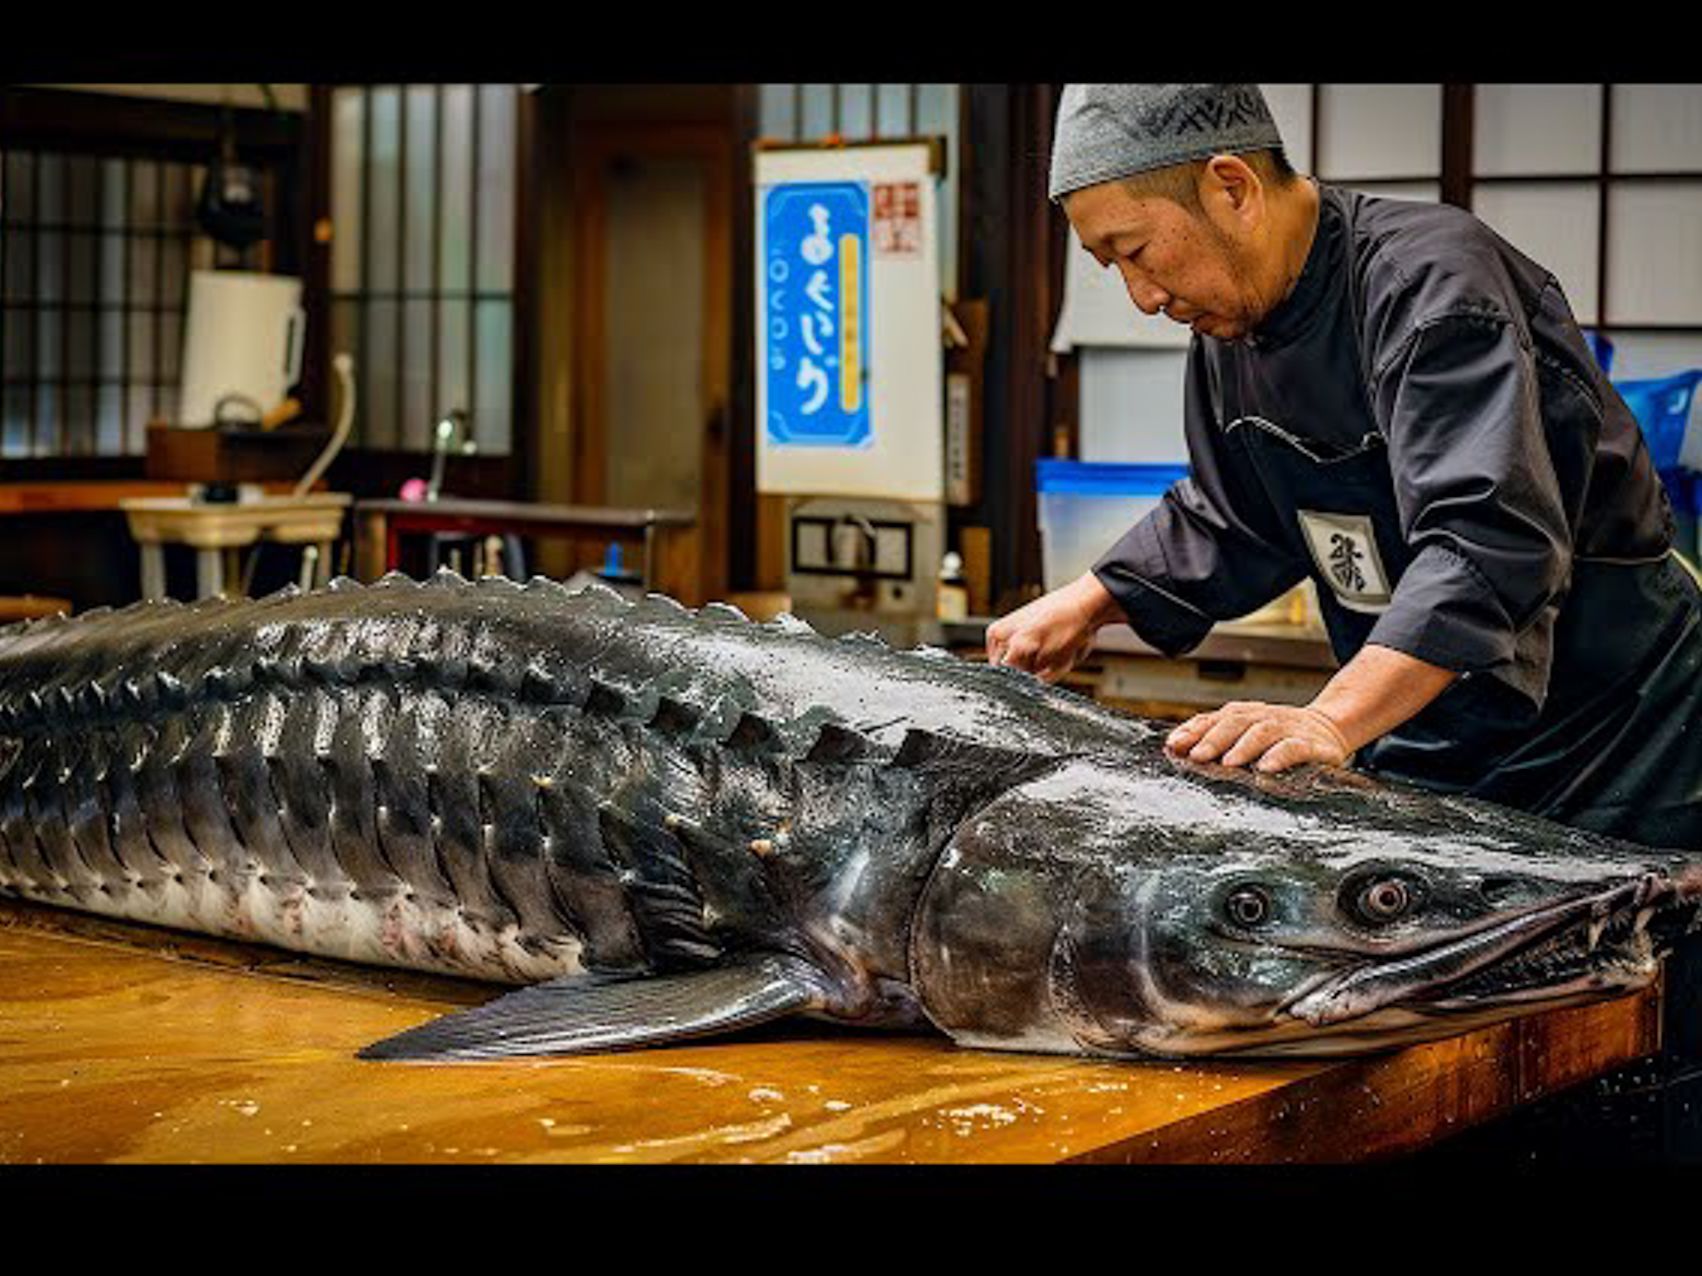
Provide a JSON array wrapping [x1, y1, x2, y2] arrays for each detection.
[[0, 901, 1659, 1164]]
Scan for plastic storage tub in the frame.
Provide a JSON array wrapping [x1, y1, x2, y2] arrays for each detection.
[[1615, 369, 1701, 470], [1614, 369, 1702, 564], [1036, 459, 1187, 594]]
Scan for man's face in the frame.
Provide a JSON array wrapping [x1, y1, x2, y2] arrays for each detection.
[[1064, 175, 1269, 342]]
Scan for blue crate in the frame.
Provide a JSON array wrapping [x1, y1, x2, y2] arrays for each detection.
[[1035, 460, 1190, 592], [1614, 369, 1702, 471], [1035, 459, 1190, 495]]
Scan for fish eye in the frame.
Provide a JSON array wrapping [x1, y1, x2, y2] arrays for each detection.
[[1225, 885, 1271, 928], [1353, 876, 1415, 924]]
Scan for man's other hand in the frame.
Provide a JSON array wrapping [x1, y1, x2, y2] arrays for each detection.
[[1166, 701, 1351, 773], [986, 572, 1122, 683]]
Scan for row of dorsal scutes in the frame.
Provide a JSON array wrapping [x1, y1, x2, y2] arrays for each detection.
[[0, 567, 903, 740], [0, 589, 236, 729], [0, 567, 1139, 769], [0, 573, 581, 731], [0, 569, 891, 769]]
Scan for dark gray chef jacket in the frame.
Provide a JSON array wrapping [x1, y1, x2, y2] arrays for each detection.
[[1092, 181, 1702, 852]]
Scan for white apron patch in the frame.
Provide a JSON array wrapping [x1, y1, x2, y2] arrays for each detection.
[[1297, 510, 1392, 614]]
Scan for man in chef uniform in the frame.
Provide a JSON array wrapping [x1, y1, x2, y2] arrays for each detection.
[[988, 83, 1702, 858]]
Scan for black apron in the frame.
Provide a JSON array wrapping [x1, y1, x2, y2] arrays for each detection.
[[1230, 416, 1702, 855]]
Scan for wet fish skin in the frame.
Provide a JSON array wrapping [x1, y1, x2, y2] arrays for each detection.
[[1, 570, 1699, 1062], [914, 757, 1702, 1057], [0, 572, 1108, 1015]]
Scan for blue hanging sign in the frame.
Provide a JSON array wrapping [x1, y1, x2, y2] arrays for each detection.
[[762, 181, 871, 448]]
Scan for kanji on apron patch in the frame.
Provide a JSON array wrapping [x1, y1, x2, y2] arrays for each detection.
[[1298, 509, 1392, 614]]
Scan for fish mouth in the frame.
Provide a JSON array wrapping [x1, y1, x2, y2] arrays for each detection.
[[1284, 869, 1702, 1029]]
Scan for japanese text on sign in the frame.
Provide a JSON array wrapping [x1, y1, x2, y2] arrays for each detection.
[[763, 181, 871, 448]]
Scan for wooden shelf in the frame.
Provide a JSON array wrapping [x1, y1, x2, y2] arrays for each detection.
[[0, 481, 306, 516]]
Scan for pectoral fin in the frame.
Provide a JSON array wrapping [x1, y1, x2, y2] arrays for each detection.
[[358, 953, 826, 1062]]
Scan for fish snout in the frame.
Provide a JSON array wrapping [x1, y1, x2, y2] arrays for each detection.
[[1607, 866, 1702, 946], [1283, 869, 1698, 1031], [1633, 862, 1702, 947]]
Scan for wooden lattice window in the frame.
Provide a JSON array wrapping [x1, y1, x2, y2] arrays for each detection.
[[327, 84, 520, 455], [4, 152, 217, 457]]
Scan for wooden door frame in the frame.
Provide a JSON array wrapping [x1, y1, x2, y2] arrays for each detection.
[[959, 84, 1069, 608], [568, 121, 733, 605]]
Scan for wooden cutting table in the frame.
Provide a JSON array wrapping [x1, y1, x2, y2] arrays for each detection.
[[0, 900, 1661, 1164]]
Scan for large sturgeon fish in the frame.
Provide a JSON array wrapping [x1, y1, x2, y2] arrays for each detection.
[[1, 570, 1698, 1062]]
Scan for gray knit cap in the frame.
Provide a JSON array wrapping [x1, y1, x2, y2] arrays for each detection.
[[1048, 84, 1285, 202]]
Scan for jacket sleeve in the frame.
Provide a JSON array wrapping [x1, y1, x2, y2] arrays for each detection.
[[1091, 343, 1307, 657], [1364, 310, 1575, 710]]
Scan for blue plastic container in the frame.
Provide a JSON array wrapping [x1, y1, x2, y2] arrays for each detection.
[[1035, 460, 1189, 591], [1035, 459, 1189, 495], [1614, 369, 1702, 471], [1612, 369, 1702, 565]]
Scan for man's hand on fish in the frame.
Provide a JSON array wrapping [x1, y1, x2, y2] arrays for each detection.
[[987, 571, 1124, 683], [1166, 702, 1351, 772], [1169, 643, 1461, 774]]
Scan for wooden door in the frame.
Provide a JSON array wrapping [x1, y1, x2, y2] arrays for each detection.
[[569, 123, 732, 606]]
